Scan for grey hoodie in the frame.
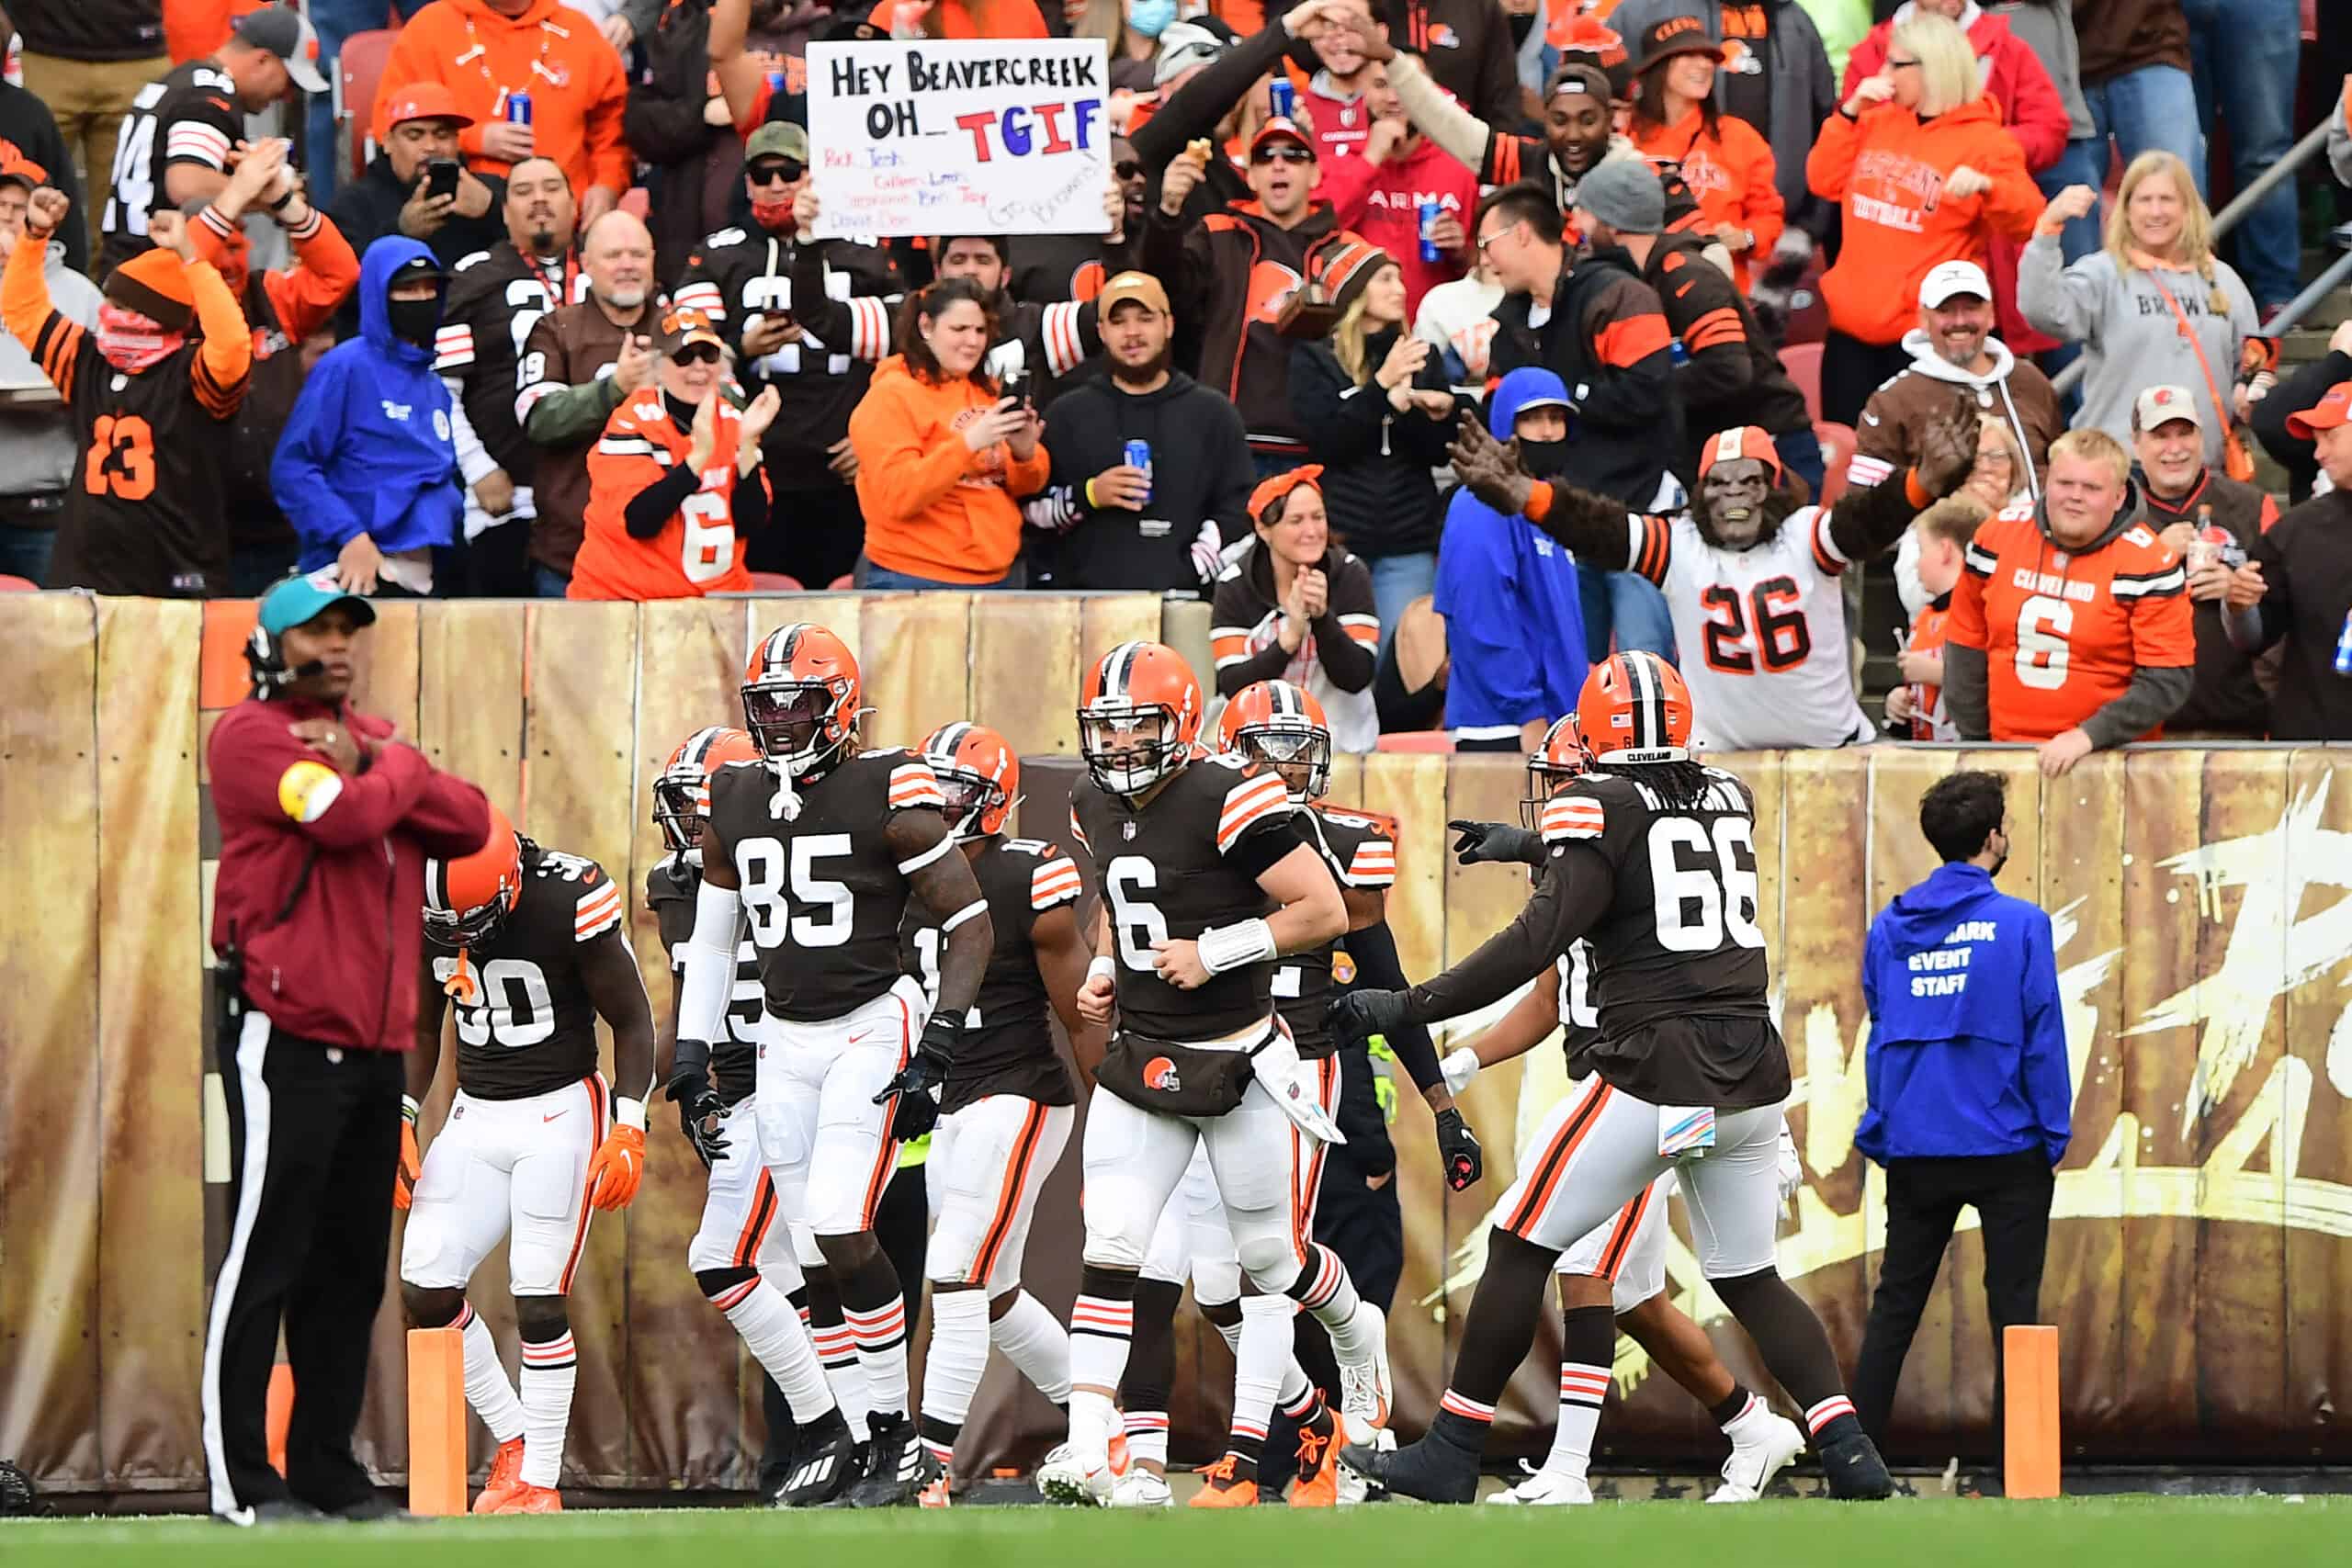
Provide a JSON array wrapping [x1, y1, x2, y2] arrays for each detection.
[[0, 240, 102, 501], [1988, 1, 2094, 141]]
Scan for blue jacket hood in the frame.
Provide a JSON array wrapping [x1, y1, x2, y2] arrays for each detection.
[[357, 234, 444, 366], [1488, 367, 1569, 437]]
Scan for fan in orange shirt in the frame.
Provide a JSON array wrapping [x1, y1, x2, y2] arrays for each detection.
[[1623, 18, 1781, 291], [1942, 428, 2195, 775], [571, 309, 780, 601]]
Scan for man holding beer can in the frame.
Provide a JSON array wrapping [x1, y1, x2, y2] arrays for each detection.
[[2224, 380, 2352, 739], [1312, 65, 1476, 318]]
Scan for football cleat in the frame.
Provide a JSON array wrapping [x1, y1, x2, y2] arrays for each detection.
[[471, 1437, 526, 1515], [1341, 1427, 1480, 1505], [1288, 1402, 1342, 1508], [1107, 1469, 1172, 1508], [1035, 1440, 1114, 1507], [1336, 1301, 1393, 1442], [1106, 1428, 1130, 1477], [846, 1413, 940, 1508], [1709, 1410, 1806, 1503], [774, 1410, 859, 1508], [1487, 1466, 1592, 1506], [916, 1472, 952, 1509], [1188, 1455, 1257, 1509], [486, 1483, 561, 1514], [1820, 1430, 1894, 1501]]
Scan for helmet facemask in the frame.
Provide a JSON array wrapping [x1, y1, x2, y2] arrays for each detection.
[[742, 678, 854, 779], [1235, 722, 1330, 804], [651, 772, 706, 855], [1080, 701, 1182, 797], [933, 763, 1012, 842]]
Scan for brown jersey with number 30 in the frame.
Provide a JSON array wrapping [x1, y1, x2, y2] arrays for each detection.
[[425, 848, 623, 1100]]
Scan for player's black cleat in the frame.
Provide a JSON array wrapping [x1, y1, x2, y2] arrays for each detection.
[[1340, 1430, 1481, 1505], [1820, 1432, 1893, 1500], [775, 1409, 861, 1508], [847, 1413, 942, 1508]]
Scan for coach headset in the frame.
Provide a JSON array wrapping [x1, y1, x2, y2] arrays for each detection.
[[244, 572, 374, 698]]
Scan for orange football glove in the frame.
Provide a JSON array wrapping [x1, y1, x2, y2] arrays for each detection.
[[395, 1096, 422, 1211], [587, 1124, 647, 1211]]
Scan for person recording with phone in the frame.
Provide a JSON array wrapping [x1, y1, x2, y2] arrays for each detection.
[[330, 84, 503, 337]]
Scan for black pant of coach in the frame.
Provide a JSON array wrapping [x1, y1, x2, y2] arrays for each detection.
[[1850, 1152, 2056, 1452], [206, 1010, 407, 1518]]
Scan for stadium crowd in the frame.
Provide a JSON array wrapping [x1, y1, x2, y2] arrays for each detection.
[[3, 0, 2352, 749]]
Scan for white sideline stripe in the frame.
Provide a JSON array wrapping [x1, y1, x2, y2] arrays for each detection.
[[201, 1010, 272, 1523]]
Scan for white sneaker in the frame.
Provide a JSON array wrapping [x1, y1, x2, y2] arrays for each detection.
[[1035, 1442, 1114, 1507], [1487, 1467, 1592, 1506], [1107, 1470, 1173, 1509], [1335, 1301, 1393, 1443], [1708, 1411, 1806, 1503], [1336, 1427, 1393, 1506]]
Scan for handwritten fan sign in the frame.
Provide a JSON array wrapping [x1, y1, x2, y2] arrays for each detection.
[[807, 39, 1112, 239]]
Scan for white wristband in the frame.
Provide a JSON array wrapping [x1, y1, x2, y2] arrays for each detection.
[[1087, 954, 1116, 985], [616, 1096, 648, 1132], [1196, 917, 1277, 976], [1441, 1048, 1481, 1097], [401, 1093, 421, 1125]]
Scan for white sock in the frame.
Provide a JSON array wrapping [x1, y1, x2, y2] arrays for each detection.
[[1277, 1358, 1317, 1415], [1067, 1290, 1134, 1461], [455, 1303, 525, 1445], [1230, 1293, 1291, 1465], [808, 1306, 872, 1439], [1124, 1410, 1170, 1472], [718, 1279, 836, 1424], [843, 1295, 910, 1421], [1208, 1308, 1243, 1358], [919, 1290, 990, 1465], [1543, 1360, 1610, 1482], [1289, 1245, 1370, 1356], [988, 1290, 1070, 1405], [516, 1327, 577, 1489]]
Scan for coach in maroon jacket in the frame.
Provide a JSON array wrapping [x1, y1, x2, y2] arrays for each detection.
[[203, 572, 491, 1525]]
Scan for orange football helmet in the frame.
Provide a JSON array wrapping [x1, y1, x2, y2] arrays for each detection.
[[742, 622, 863, 779], [1078, 639, 1202, 796], [1520, 713, 1587, 829], [921, 720, 1020, 840], [424, 803, 523, 947], [654, 725, 761, 853], [1216, 678, 1330, 803], [1575, 652, 1692, 763]]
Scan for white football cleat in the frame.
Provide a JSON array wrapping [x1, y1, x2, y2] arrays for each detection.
[[1709, 1410, 1806, 1503], [1486, 1467, 1592, 1506], [1107, 1470, 1173, 1509], [1336, 1301, 1393, 1443], [1035, 1442, 1114, 1507]]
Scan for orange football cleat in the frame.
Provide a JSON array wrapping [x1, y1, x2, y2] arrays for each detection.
[[489, 1483, 562, 1514], [1290, 1411, 1340, 1508], [917, 1472, 953, 1508], [1188, 1454, 1258, 1509], [471, 1438, 526, 1515]]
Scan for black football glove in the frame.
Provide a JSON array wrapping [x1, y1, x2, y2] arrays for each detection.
[[1434, 1107, 1483, 1191], [1448, 819, 1543, 867], [887, 1086, 940, 1144], [876, 1013, 960, 1105], [1329, 987, 1412, 1047], [666, 1054, 729, 1171]]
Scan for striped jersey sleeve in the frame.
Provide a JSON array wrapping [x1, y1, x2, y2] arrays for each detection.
[[1215, 770, 1294, 855], [1030, 850, 1084, 910], [1037, 300, 1092, 377], [1539, 792, 1607, 844], [163, 95, 237, 172], [846, 295, 893, 362], [1807, 504, 1852, 577], [1843, 452, 1895, 491], [672, 276, 729, 321], [574, 872, 626, 942], [887, 758, 946, 812], [1067, 802, 1091, 855], [1628, 513, 1673, 587], [434, 319, 476, 374]]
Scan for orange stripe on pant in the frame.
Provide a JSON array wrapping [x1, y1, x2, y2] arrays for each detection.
[[1592, 1180, 1654, 1281], [558, 1076, 609, 1295], [1291, 1055, 1340, 1262], [856, 995, 916, 1231], [732, 1170, 778, 1269], [967, 1100, 1049, 1287], [1504, 1078, 1612, 1238]]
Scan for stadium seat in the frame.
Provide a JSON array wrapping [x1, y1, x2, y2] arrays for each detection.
[[337, 28, 401, 178], [748, 570, 804, 592], [0, 574, 38, 592], [827, 573, 854, 590], [1813, 421, 1857, 510], [1780, 342, 1824, 425], [1375, 730, 1455, 754]]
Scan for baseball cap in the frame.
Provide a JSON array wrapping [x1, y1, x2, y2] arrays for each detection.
[[1155, 21, 1227, 87], [2287, 381, 2352, 439], [259, 570, 377, 636], [0, 145, 45, 190], [1249, 116, 1315, 160], [1695, 425, 1785, 484], [746, 122, 810, 167], [1574, 157, 1664, 235], [2132, 385, 2203, 433], [380, 81, 474, 130], [656, 305, 726, 358], [1919, 259, 1992, 308], [1097, 270, 1170, 317], [233, 5, 330, 96]]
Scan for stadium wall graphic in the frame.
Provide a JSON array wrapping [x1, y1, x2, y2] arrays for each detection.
[[0, 593, 2346, 1494]]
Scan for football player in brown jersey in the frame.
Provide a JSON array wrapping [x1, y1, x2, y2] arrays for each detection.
[[648, 725, 857, 1507], [1438, 717, 1808, 1506], [1334, 653, 1892, 1503], [399, 807, 656, 1515], [673, 623, 992, 1507], [1035, 641, 1389, 1510], [897, 722, 1104, 1506]]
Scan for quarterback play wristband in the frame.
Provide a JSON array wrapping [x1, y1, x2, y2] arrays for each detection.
[[401, 1094, 421, 1125], [1196, 917, 1276, 976], [1441, 1047, 1481, 1097], [1086, 955, 1116, 985], [616, 1097, 648, 1132]]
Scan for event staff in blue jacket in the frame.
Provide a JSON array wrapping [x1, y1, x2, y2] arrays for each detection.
[[1430, 367, 1589, 750], [272, 236, 460, 597], [1852, 769, 2072, 1453]]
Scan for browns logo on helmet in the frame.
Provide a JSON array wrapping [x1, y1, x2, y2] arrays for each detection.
[[1216, 678, 1331, 804], [741, 622, 864, 779], [424, 802, 524, 949], [921, 719, 1019, 841], [1575, 651, 1693, 764], [1078, 639, 1203, 797], [653, 726, 761, 853], [1519, 712, 1589, 830]]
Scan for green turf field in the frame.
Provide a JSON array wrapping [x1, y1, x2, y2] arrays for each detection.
[[2, 1495, 2342, 1567]]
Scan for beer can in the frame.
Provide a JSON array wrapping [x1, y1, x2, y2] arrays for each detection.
[[765, 69, 785, 95], [1269, 79, 1295, 120], [1125, 439, 1153, 503], [2335, 607, 2352, 677], [1419, 198, 1442, 264], [506, 91, 532, 127]]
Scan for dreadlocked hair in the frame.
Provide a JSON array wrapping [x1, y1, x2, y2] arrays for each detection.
[[1592, 760, 1715, 811]]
